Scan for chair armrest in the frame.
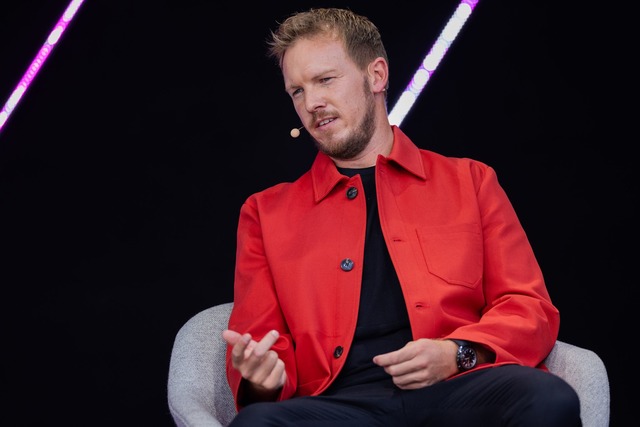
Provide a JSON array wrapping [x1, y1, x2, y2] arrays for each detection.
[[544, 340, 610, 427], [168, 302, 237, 427]]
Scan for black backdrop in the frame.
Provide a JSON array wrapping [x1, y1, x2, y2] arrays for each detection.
[[0, 1, 633, 425]]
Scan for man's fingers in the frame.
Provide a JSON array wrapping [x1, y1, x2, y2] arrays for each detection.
[[222, 329, 286, 390], [222, 329, 242, 345], [231, 333, 252, 361], [373, 347, 402, 367], [253, 330, 280, 357], [222, 329, 280, 362]]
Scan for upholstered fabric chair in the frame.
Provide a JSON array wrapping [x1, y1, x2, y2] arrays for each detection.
[[167, 302, 610, 427]]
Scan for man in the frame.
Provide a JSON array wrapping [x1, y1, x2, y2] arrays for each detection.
[[222, 7, 581, 426]]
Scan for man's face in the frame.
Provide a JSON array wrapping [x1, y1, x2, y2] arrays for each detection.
[[282, 35, 376, 160]]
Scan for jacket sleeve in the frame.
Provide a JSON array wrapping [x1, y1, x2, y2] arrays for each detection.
[[225, 195, 299, 410], [448, 162, 559, 368]]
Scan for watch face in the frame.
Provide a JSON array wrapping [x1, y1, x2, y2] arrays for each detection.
[[459, 346, 477, 370]]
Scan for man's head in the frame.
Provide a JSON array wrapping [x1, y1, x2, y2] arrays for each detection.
[[267, 8, 393, 166], [267, 8, 389, 90]]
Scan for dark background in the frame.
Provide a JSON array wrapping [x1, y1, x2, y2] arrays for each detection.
[[0, 1, 633, 425]]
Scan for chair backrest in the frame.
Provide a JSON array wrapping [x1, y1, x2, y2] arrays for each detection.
[[167, 302, 610, 427]]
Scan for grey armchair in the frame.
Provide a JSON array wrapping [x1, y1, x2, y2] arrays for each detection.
[[167, 302, 610, 427]]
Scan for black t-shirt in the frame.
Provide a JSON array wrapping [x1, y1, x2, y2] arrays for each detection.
[[326, 166, 412, 394]]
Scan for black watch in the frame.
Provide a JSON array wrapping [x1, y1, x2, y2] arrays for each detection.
[[452, 339, 477, 371]]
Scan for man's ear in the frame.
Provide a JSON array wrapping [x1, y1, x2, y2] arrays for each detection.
[[368, 57, 389, 94]]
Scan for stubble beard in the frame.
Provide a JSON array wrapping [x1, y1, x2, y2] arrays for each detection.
[[313, 79, 376, 161]]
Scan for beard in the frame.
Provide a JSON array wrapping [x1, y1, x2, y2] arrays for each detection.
[[312, 78, 376, 161]]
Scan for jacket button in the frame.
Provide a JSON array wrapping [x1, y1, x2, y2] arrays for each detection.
[[333, 346, 344, 358], [340, 258, 354, 271], [346, 187, 358, 199]]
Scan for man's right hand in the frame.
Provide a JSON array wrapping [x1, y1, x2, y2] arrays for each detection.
[[222, 329, 286, 400]]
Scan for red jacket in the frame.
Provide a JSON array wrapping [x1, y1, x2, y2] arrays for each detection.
[[227, 126, 559, 408]]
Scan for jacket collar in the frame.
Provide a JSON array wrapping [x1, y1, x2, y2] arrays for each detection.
[[310, 125, 428, 202]]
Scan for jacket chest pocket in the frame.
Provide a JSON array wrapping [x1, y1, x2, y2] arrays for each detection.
[[416, 223, 482, 289]]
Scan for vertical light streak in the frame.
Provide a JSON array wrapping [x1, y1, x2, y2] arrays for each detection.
[[0, 0, 86, 134], [389, 0, 479, 127]]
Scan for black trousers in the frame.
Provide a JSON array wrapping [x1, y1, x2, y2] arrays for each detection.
[[228, 365, 582, 427]]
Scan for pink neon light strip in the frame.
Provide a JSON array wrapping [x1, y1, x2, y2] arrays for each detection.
[[0, 0, 86, 134], [389, 0, 479, 126]]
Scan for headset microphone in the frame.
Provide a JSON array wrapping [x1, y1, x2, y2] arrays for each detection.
[[290, 126, 304, 138]]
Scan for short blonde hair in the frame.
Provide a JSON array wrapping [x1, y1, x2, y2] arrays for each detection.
[[267, 7, 389, 73]]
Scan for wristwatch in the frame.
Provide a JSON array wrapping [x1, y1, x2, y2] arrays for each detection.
[[451, 339, 477, 372]]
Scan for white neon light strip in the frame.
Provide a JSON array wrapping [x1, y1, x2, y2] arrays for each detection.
[[0, 0, 86, 134], [389, 0, 479, 127]]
